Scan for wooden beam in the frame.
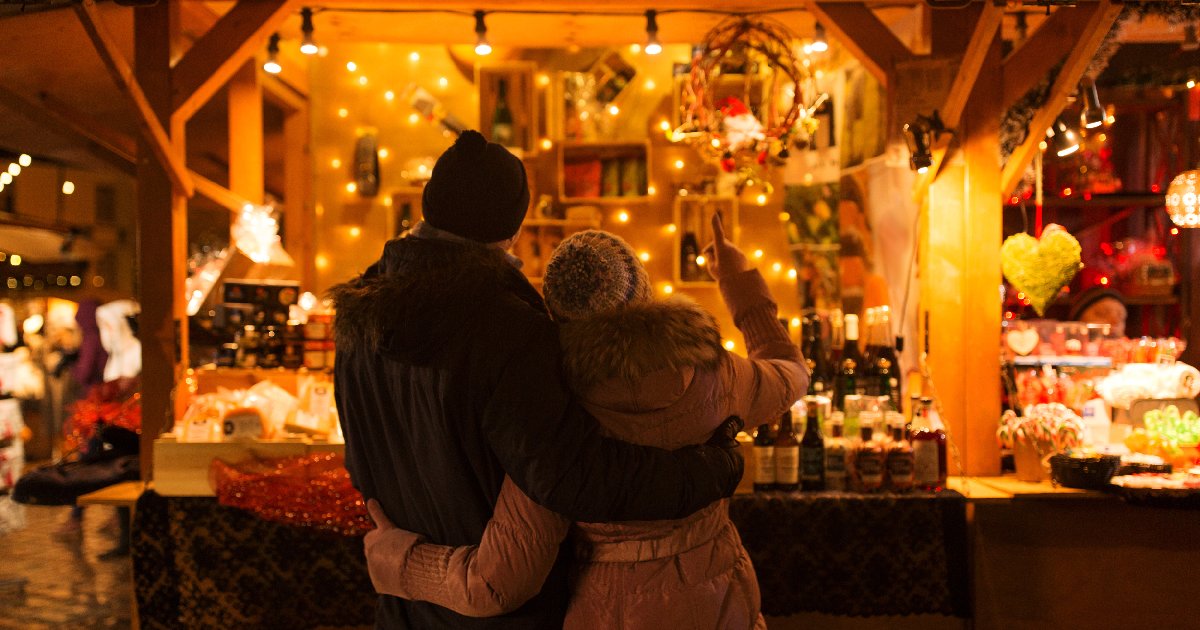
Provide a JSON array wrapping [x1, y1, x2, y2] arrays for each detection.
[[911, 3, 1002, 201], [282, 106, 314, 288], [261, 70, 307, 114], [38, 92, 137, 163], [171, 0, 295, 122], [74, 0, 194, 197], [1000, 0, 1123, 197], [0, 85, 134, 174], [191, 170, 252, 213], [806, 1, 913, 88], [1002, 5, 1104, 110], [228, 63, 265, 205]]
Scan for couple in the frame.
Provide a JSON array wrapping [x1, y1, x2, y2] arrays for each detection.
[[333, 130, 808, 629]]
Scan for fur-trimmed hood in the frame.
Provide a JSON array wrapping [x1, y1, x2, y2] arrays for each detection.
[[328, 236, 544, 363], [559, 295, 723, 393]]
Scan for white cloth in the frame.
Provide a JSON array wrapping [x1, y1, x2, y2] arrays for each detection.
[[96, 300, 142, 381], [0, 303, 16, 348]]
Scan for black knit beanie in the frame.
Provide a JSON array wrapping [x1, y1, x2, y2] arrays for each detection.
[[422, 130, 529, 243]]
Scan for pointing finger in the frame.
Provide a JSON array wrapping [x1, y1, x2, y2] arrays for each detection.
[[366, 499, 394, 529], [711, 212, 727, 244]]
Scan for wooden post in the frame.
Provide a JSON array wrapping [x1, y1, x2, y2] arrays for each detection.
[[283, 106, 314, 288], [135, 2, 187, 478], [916, 19, 1004, 476], [228, 62, 264, 205]]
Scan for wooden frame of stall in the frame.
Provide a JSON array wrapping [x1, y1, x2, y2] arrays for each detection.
[[53, 0, 1199, 483]]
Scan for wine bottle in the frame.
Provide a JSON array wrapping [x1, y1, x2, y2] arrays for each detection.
[[803, 314, 831, 396], [912, 397, 948, 491], [861, 308, 880, 397], [885, 418, 914, 492], [774, 409, 800, 492], [800, 398, 825, 491], [824, 412, 849, 491], [874, 306, 903, 412], [753, 423, 776, 492], [853, 412, 884, 492], [491, 79, 515, 147], [835, 314, 864, 411]]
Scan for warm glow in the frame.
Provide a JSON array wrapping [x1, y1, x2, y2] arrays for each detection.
[[0, 173, 10, 185], [263, 60, 282, 75], [69, 275, 81, 287], [346, 61, 357, 72], [378, 148, 390, 159], [408, 113, 420, 125], [753, 249, 764, 259], [711, 138, 721, 148], [756, 194, 768, 206], [358, 76, 368, 86], [345, 182, 357, 193], [1099, 276, 1109, 285], [540, 138, 553, 151], [644, 78, 656, 90], [1038, 140, 1048, 151], [772, 261, 783, 273], [385, 90, 395, 101], [315, 254, 329, 270], [475, 42, 493, 56], [338, 108, 349, 118], [674, 159, 685, 170], [665, 223, 677, 234], [536, 73, 550, 87], [629, 43, 642, 54], [7, 164, 19, 176], [790, 317, 801, 329], [438, 77, 449, 89], [787, 268, 798, 280], [778, 212, 790, 221], [409, 51, 420, 62], [331, 158, 342, 169], [917, 166, 929, 174], [723, 340, 736, 351], [695, 254, 707, 266], [383, 196, 393, 207], [17, 154, 31, 167], [647, 185, 657, 195], [639, 251, 651, 262], [1171, 227, 1180, 235], [662, 283, 674, 295], [348, 226, 362, 238], [1063, 187, 1073, 196], [1189, 79, 1197, 89], [616, 210, 630, 223], [61, 181, 75, 195], [659, 119, 671, 132], [608, 104, 620, 116], [9, 254, 21, 266]]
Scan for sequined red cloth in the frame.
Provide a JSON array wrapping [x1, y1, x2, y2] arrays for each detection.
[[210, 452, 371, 536]]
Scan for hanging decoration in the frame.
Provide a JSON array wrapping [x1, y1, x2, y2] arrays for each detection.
[[1000, 223, 1083, 316], [672, 16, 827, 191], [1165, 169, 1200, 228]]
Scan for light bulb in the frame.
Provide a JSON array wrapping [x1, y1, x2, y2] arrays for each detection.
[[674, 159, 685, 170], [345, 182, 357, 193], [810, 23, 829, 53], [17, 154, 31, 167], [617, 210, 630, 223], [61, 181, 75, 195], [608, 104, 620, 116], [409, 51, 420, 62], [385, 90, 395, 101], [263, 33, 281, 74], [346, 61, 357, 72], [7, 164, 19, 176], [474, 11, 492, 56], [300, 8, 318, 55], [644, 10, 662, 55], [723, 340, 736, 351], [639, 251, 650, 262]]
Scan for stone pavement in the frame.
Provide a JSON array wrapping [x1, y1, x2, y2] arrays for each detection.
[[0, 504, 132, 629]]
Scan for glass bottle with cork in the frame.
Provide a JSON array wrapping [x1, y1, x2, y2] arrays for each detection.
[[753, 422, 776, 492], [824, 411, 849, 491], [853, 410, 884, 492], [911, 397, 948, 491], [835, 313, 865, 411], [885, 416, 915, 492], [773, 408, 800, 492], [800, 397, 825, 491]]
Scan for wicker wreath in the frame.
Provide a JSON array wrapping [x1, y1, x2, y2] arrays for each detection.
[[674, 16, 825, 173]]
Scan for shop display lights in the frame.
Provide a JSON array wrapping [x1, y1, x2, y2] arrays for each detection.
[[644, 10, 662, 55], [903, 111, 946, 174], [17, 153, 31, 167], [809, 23, 829, 53], [1080, 79, 1105, 130], [300, 8, 318, 55], [263, 33, 282, 74], [1166, 169, 1200, 228], [1046, 116, 1080, 157], [474, 10, 492, 56]]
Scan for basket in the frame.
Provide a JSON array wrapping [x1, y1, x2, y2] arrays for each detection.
[[1049, 454, 1121, 490]]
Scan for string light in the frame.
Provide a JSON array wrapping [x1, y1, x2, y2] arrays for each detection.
[[7, 164, 19, 176], [630, 43, 642, 54], [810, 23, 829, 53], [315, 254, 329, 270], [536, 73, 550, 87], [61, 181, 75, 195], [787, 268, 798, 280], [540, 138, 553, 150], [757, 193, 768, 206], [616, 210, 630, 223], [474, 10, 492, 56], [17, 154, 31, 167], [723, 339, 736, 351], [659, 119, 671, 132], [300, 8, 318, 55], [263, 33, 282, 74], [348, 226, 362, 238], [772, 261, 783, 272], [790, 317, 801, 329], [409, 51, 420, 62], [345, 182, 357, 193], [346, 61, 357, 72], [338, 107, 349, 118], [662, 282, 674, 294], [753, 249, 764, 259], [608, 104, 620, 116], [331, 158, 342, 168], [408, 113, 420, 124], [695, 254, 707, 266], [778, 212, 790, 221], [644, 10, 662, 55], [358, 76, 368, 86], [639, 251, 651, 262], [647, 185, 657, 195], [10, 254, 21, 266], [385, 90, 395, 101], [378, 148, 390, 159], [673, 159, 685, 170], [0, 173, 11, 185], [644, 78, 656, 90], [438, 76, 449, 89], [665, 223, 677, 234]]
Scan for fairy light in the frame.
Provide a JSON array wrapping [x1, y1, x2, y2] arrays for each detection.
[[778, 212, 790, 221], [1038, 140, 1048, 151], [331, 158, 342, 169], [753, 249, 764, 259], [338, 108, 349, 118], [348, 226, 362, 238], [1, 173, 12, 185], [644, 78, 656, 90], [438, 76, 449, 89], [61, 181, 75, 195], [315, 254, 330, 270], [1189, 79, 1197, 89], [695, 254, 707, 266], [757, 194, 768, 206], [659, 119, 671, 132], [662, 283, 674, 295], [673, 159, 685, 170], [385, 90, 395, 101], [630, 43, 642, 54], [711, 138, 721, 148], [408, 113, 420, 125], [383, 196, 393, 207], [346, 61, 357, 72], [616, 210, 630, 223], [17, 154, 31, 167], [358, 76, 368, 86], [9, 254, 21, 266], [639, 251, 651, 262], [536, 73, 550, 87], [7, 164, 20, 176], [409, 51, 420, 62], [608, 104, 620, 116], [540, 138, 553, 151], [647, 185, 657, 195], [723, 339, 736, 351], [790, 317, 801, 329], [665, 223, 677, 234], [787, 268, 798, 280], [772, 261, 783, 273], [345, 182, 357, 194], [378, 148, 390, 159]]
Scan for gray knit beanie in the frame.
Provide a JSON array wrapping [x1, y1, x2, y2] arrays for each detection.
[[543, 230, 652, 321]]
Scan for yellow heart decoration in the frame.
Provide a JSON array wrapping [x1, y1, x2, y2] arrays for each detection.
[[1001, 224, 1083, 316]]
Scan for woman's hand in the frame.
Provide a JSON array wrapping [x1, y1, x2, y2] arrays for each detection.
[[703, 212, 750, 281], [364, 499, 424, 598]]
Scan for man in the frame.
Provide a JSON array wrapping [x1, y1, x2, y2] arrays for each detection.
[[332, 130, 743, 629]]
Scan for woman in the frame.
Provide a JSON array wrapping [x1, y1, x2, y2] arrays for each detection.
[[365, 215, 807, 629]]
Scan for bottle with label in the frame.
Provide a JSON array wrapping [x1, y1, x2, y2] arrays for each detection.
[[906, 393, 921, 440], [803, 315, 831, 396], [912, 397, 948, 491], [679, 209, 703, 281], [835, 314, 864, 412], [491, 79, 515, 147], [824, 412, 849, 491], [873, 306, 903, 411], [753, 423, 776, 492], [800, 397, 825, 491], [886, 418, 915, 492], [773, 409, 800, 492], [861, 308, 880, 396], [853, 412, 884, 492]]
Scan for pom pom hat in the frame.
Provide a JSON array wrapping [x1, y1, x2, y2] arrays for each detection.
[[543, 230, 653, 321], [422, 130, 530, 243]]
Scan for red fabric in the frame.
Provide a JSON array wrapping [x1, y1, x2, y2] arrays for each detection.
[[210, 452, 370, 536], [63, 377, 141, 456]]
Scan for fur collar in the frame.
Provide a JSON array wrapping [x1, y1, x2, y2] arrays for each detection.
[[559, 295, 723, 390]]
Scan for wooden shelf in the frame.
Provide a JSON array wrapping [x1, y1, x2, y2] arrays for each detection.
[[559, 196, 653, 205], [1123, 293, 1178, 306], [523, 218, 603, 227]]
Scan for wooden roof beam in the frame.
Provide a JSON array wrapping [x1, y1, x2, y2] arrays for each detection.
[[1001, 4, 1104, 110], [191, 169, 253, 214], [74, 0, 193, 196], [1000, 0, 1123, 197], [912, 3, 1003, 201], [0, 85, 135, 175], [805, 1, 913, 88], [171, 0, 297, 123]]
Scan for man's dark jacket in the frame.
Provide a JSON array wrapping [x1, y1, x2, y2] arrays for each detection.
[[332, 236, 741, 629]]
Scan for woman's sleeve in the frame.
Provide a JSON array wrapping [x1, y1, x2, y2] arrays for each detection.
[[717, 268, 809, 421], [365, 477, 570, 617]]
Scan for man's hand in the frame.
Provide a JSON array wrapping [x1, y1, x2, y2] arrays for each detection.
[[364, 499, 424, 598], [702, 212, 750, 281]]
